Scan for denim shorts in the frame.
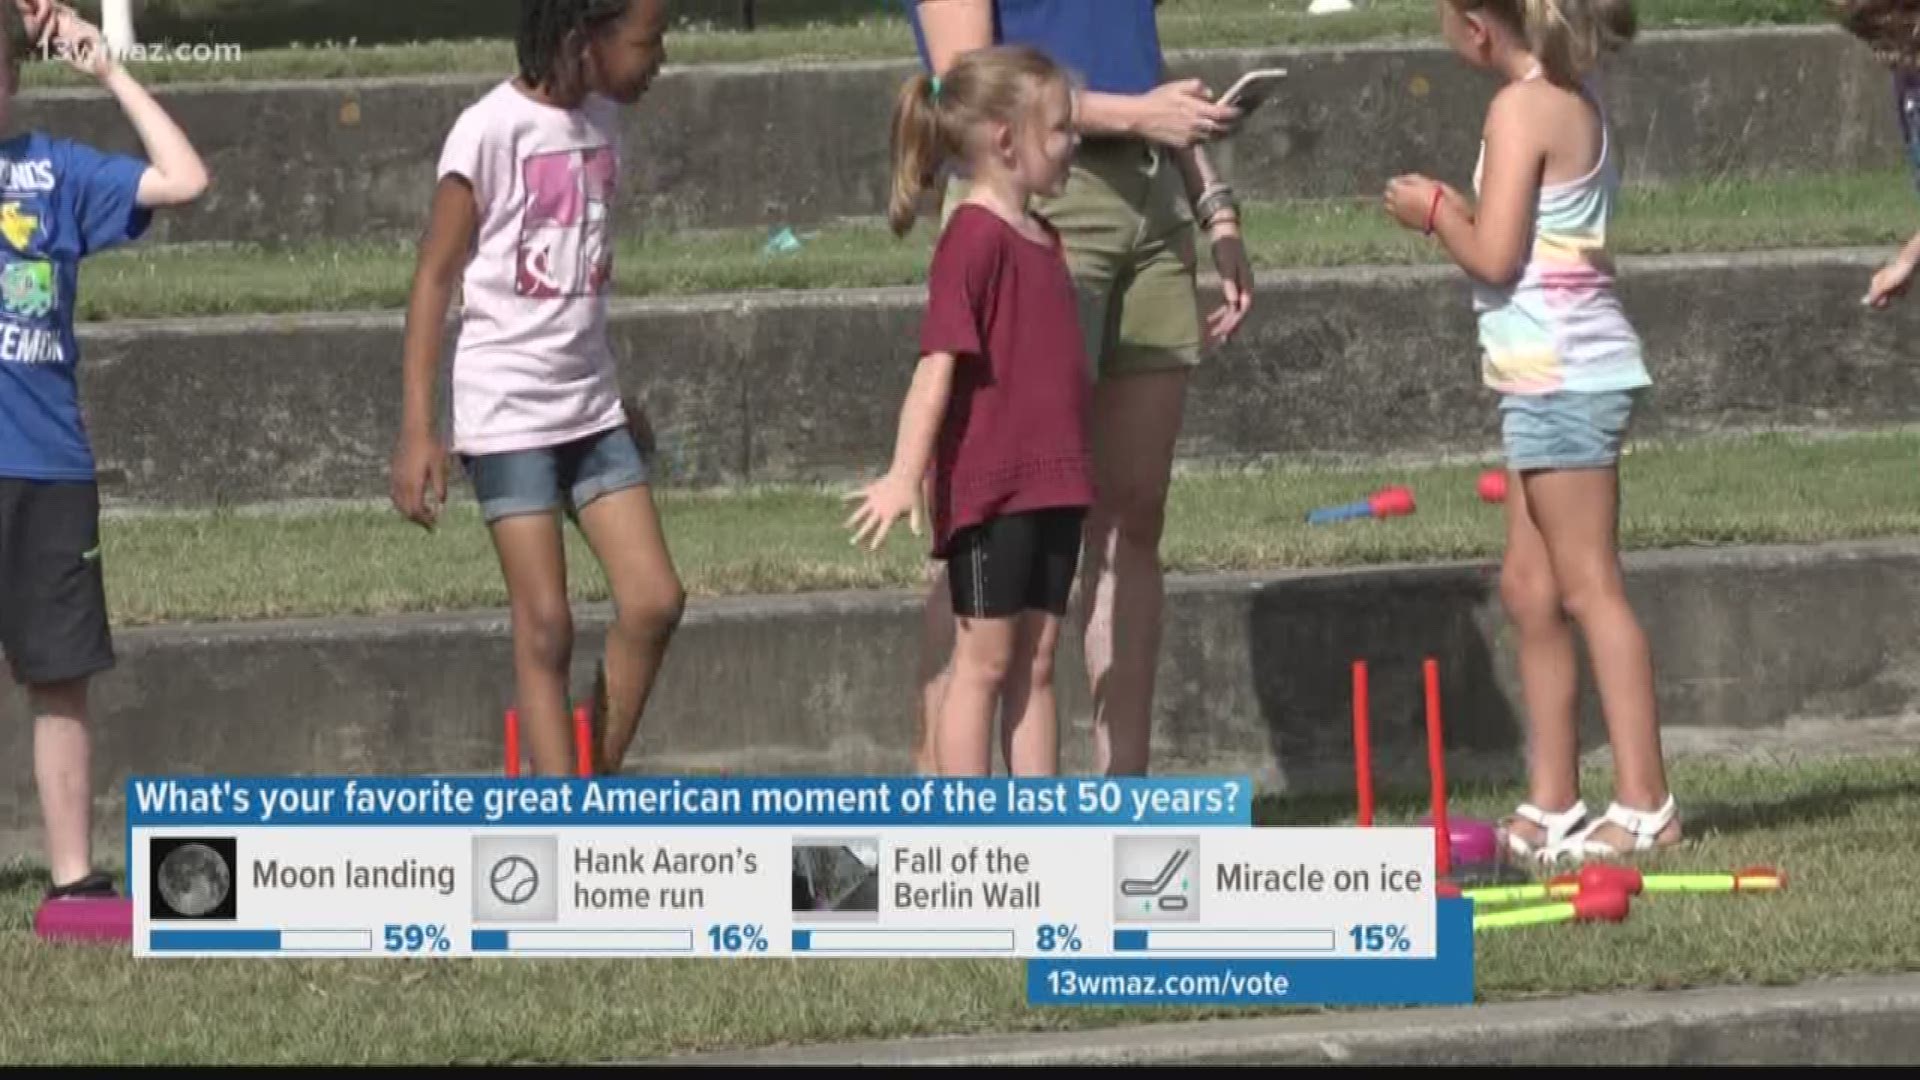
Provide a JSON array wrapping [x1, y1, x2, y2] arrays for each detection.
[[1498, 389, 1639, 472], [462, 425, 649, 524]]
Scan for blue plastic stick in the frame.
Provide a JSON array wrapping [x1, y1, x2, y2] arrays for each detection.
[[1307, 500, 1374, 525]]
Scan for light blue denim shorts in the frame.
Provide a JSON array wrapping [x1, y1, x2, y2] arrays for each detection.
[[1498, 389, 1639, 472], [462, 424, 649, 524]]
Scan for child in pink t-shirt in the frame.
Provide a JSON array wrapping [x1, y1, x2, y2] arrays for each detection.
[[391, 0, 684, 778]]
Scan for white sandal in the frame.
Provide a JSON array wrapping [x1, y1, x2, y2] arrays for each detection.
[[1571, 795, 1681, 860], [1499, 801, 1589, 863]]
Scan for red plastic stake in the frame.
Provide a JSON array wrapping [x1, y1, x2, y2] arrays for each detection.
[[504, 709, 521, 778], [574, 706, 594, 778], [1352, 660, 1373, 827], [1424, 658, 1451, 879]]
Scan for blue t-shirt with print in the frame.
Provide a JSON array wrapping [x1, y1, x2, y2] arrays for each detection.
[[904, 0, 1164, 96], [0, 131, 152, 481]]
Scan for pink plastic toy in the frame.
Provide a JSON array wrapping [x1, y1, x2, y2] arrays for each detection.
[[1420, 813, 1498, 868], [34, 897, 133, 944]]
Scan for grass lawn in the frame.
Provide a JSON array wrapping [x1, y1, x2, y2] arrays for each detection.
[[75, 171, 1920, 321], [95, 428, 1920, 627], [2, 750, 1913, 1064], [24, 0, 1845, 86]]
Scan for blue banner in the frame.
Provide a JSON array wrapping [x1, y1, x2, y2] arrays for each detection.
[[125, 776, 1252, 828], [1026, 899, 1474, 1006]]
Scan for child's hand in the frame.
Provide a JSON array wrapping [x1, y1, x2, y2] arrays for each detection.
[[49, 8, 114, 80], [1383, 174, 1443, 233], [390, 432, 448, 530], [1864, 257, 1916, 310], [1205, 223, 1254, 345], [844, 473, 923, 551]]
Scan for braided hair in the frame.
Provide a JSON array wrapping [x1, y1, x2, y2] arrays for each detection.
[[517, 0, 635, 105]]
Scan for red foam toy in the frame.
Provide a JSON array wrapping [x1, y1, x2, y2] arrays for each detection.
[[1307, 485, 1416, 524], [1573, 888, 1633, 923]]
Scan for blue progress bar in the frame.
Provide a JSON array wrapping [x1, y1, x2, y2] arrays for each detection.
[[1114, 930, 1148, 951], [472, 931, 508, 951], [151, 929, 281, 951]]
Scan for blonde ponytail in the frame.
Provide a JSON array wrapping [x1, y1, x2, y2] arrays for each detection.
[[889, 72, 946, 238], [886, 45, 1071, 237], [1454, 0, 1637, 85]]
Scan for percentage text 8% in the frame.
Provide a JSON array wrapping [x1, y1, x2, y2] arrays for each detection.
[[1036, 924, 1082, 952]]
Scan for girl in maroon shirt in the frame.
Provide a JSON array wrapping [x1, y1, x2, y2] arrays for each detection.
[[846, 45, 1094, 777]]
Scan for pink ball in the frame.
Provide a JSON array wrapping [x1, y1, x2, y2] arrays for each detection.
[[1477, 469, 1508, 504]]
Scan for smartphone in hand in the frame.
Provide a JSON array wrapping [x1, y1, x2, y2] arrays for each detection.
[[1219, 68, 1290, 115]]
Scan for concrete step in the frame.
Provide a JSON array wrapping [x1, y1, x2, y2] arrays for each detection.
[[75, 247, 1920, 508], [5, 538, 1918, 862], [17, 27, 1899, 245]]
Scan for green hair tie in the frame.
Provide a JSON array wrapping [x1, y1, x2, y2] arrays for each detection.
[[930, 76, 943, 100]]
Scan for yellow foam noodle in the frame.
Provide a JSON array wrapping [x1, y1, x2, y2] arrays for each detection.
[[1474, 901, 1577, 931]]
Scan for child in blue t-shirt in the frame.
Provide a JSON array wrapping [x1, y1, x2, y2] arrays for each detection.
[[0, 1, 209, 913]]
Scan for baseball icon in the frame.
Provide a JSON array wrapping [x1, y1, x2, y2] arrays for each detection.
[[489, 855, 540, 906], [472, 836, 558, 923]]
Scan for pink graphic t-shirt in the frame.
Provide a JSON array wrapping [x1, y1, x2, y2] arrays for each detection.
[[437, 81, 627, 456]]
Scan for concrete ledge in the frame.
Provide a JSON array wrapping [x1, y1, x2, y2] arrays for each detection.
[[4, 539, 1918, 861], [664, 973, 1920, 1065], [76, 248, 1920, 507], [16, 27, 1903, 243]]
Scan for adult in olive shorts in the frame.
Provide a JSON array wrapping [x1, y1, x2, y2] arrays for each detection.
[[906, 0, 1255, 774]]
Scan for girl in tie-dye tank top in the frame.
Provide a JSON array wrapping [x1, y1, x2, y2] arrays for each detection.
[[1383, 0, 1681, 866], [1466, 74, 1648, 395]]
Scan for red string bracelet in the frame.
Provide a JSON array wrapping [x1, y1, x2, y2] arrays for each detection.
[[1423, 185, 1443, 236]]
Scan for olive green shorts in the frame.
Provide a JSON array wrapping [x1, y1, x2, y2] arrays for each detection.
[[942, 138, 1204, 381]]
